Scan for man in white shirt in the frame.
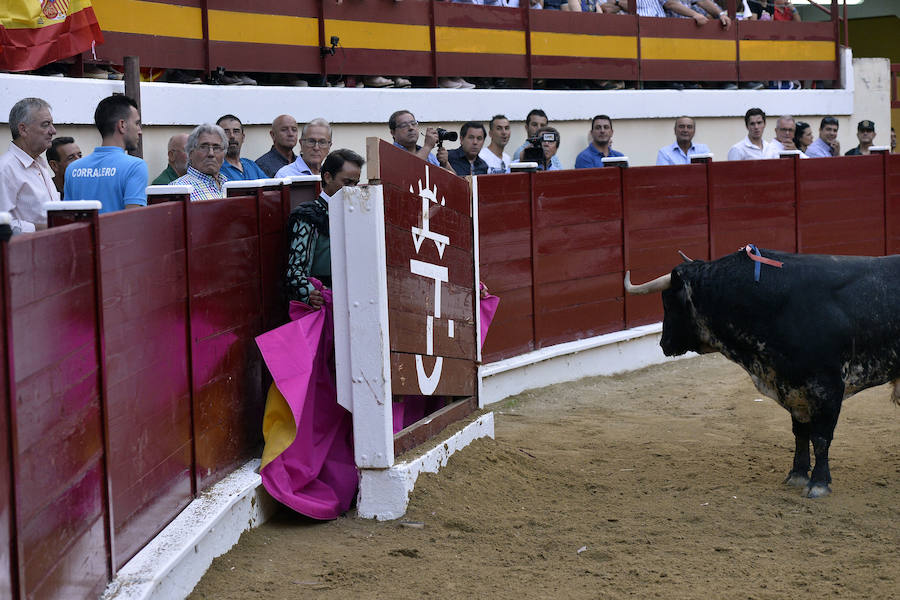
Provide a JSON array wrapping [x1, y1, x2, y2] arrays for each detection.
[[0, 97, 60, 233], [762, 115, 804, 158], [727, 107, 770, 161], [479, 115, 512, 174]]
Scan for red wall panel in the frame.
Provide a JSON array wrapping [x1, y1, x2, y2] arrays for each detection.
[[708, 159, 797, 257], [0, 243, 13, 599], [885, 154, 900, 255], [532, 168, 624, 347], [797, 155, 885, 256], [477, 173, 534, 362]]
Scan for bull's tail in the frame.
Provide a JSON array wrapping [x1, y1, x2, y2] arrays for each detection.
[[891, 379, 900, 406]]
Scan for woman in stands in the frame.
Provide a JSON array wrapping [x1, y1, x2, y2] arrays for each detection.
[[793, 122, 813, 154]]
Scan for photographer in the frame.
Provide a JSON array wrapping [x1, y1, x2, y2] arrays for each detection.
[[535, 126, 562, 171], [388, 109, 452, 171], [447, 122, 489, 177]]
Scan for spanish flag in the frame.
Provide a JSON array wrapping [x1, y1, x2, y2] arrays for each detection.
[[0, 0, 103, 72]]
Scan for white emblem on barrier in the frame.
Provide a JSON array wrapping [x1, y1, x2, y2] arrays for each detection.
[[409, 165, 451, 395]]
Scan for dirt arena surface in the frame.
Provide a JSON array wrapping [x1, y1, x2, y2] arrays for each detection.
[[188, 354, 899, 600]]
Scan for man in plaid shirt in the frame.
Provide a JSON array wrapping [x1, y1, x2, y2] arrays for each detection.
[[172, 124, 229, 201]]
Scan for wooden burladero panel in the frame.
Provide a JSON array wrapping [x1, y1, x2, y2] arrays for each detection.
[[532, 168, 625, 348], [623, 164, 709, 328], [477, 173, 533, 363], [797, 155, 885, 256], [0, 238, 15, 599], [188, 195, 265, 491], [708, 158, 797, 258], [98, 205, 193, 571], [7, 224, 109, 600], [376, 142, 477, 398]]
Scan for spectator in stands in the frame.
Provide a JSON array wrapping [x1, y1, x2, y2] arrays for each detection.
[[793, 121, 812, 154], [762, 115, 799, 158], [772, 0, 800, 21], [217, 115, 267, 181], [747, 0, 773, 19], [727, 108, 770, 161], [536, 126, 562, 171], [388, 110, 451, 170], [666, 0, 732, 28], [543, 0, 581, 10], [575, 115, 624, 168], [513, 109, 561, 170], [65, 95, 148, 213], [171, 124, 229, 201], [805, 117, 840, 158], [656, 116, 710, 165], [0, 97, 59, 233], [256, 115, 299, 177], [151, 134, 189, 185], [891, 127, 896, 154], [480, 115, 512, 174], [46, 136, 82, 199], [448, 122, 489, 177], [286, 148, 365, 308], [845, 120, 877, 156], [276, 118, 333, 177]]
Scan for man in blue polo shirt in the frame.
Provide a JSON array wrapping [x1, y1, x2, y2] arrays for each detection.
[[65, 94, 148, 213], [217, 114, 268, 181], [656, 116, 711, 165], [575, 114, 624, 169]]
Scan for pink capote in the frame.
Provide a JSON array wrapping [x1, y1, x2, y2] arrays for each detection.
[[257, 279, 499, 519]]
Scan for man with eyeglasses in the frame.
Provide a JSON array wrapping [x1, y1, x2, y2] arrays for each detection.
[[763, 115, 802, 158], [65, 94, 148, 213], [217, 114, 267, 181], [171, 124, 229, 201], [276, 118, 332, 178], [388, 110, 451, 170]]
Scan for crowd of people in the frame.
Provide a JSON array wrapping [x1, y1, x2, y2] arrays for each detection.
[[2, 95, 896, 237]]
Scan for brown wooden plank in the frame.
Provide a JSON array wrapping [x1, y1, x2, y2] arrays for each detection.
[[393, 396, 477, 457], [384, 223, 475, 289], [390, 352, 475, 397], [384, 185, 473, 253], [377, 140, 471, 215], [389, 308, 476, 361], [387, 267, 474, 320], [886, 155, 900, 255]]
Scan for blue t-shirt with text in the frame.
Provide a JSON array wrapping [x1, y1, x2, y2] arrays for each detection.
[[64, 146, 148, 213]]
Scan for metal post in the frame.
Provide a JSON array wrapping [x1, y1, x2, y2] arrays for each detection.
[[123, 56, 143, 159]]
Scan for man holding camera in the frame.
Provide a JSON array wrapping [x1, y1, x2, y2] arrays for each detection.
[[513, 109, 561, 170], [388, 110, 451, 171], [448, 122, 489, 177], [575, 115, 624, 169]]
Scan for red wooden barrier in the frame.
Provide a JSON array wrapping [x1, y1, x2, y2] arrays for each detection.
[[797, 154, 885, 256], [0, 231, 17, 600], [477, 173, 534, 363], [708, 159, 797, 257], [886, 154, 900, 255], [623, 164, 709, 328], [532, 168, 624, 347], [7, 224, 109, 599], [99, 205, 193, 570]]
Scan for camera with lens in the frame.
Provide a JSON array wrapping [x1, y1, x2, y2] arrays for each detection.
[[436, 127, 458, 146], [521, 131, 558, 162]]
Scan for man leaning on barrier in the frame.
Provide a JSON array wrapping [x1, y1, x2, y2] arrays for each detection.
[[656, 116, 710, 165], [276, 118, 333, 178], [217, 114, 268, 181], [575, 115, 624, 169], [171, 124, 229, 201], [805, 117, 840, 158], [447, 122, 489, 177], [285, 149, 365, 308], [0, 97, 59, 233]]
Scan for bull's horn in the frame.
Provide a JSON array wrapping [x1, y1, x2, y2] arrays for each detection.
[[624, 271, 672, 295], [677, 250, 692, 263]]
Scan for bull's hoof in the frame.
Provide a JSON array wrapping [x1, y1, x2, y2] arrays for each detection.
[[783, 472, 810, 488], [804, 482, 831, 498]]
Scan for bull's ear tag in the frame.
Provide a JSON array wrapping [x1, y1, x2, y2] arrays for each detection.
[[743, 244, 784, 282]]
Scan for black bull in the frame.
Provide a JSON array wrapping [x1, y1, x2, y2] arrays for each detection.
[[625, 248, 900, 498]]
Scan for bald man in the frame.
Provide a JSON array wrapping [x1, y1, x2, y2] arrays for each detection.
[[152, 133, 189, 185], [255, 114, 299, 177]]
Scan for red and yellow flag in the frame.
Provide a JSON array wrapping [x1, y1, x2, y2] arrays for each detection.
[[0, 0, 103, 71]]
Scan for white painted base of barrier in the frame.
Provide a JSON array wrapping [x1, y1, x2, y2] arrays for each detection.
[[480, 323, 690, 406], [101, 460, 276, 600], [356, 412, 495, 521]]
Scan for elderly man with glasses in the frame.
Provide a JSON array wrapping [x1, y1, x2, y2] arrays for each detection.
[[171, 123, 229, 201], [277, 118, 333, 177]]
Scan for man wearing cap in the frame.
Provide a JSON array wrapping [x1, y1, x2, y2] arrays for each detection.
[[845, 120, 876, 156], [805, 117, 840, 158]]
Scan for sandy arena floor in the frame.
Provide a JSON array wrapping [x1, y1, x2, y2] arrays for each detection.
[[188, 354, 899, 600]]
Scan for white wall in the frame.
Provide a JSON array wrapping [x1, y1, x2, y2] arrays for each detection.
[[0, 50, 890, 181]]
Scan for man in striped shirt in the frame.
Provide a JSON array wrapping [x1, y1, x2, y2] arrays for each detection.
[[172, 124, 229, 201]]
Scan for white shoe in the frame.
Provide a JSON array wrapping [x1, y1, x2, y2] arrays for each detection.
[[457, 77, 475, 89], [438, 77, 462, 89], [364, 76, 394, 88], [393, 76, 411, 88]]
